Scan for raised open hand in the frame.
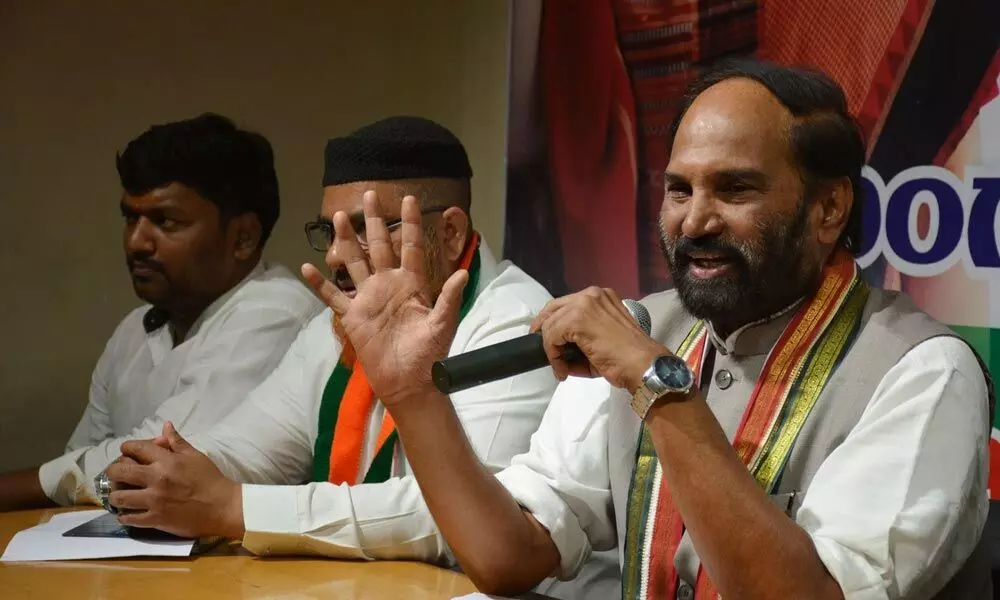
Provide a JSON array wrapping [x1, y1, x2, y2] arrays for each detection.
[[301, 191, 468, 405]]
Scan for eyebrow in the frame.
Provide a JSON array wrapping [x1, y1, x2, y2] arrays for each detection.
[[347, 211, 368, 230], [120, 200, 180, 214], [348, 211, 407, 227], [663, 169, 769, 186], [663, 172, 689, 186], [712, 169, 768, 185]]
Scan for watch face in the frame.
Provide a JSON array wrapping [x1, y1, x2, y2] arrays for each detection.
[[654, 355, 694, 390]]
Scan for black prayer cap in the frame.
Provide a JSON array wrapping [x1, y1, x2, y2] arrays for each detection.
[[323, 116, 473, 187]]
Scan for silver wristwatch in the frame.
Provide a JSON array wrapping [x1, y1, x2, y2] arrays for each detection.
[[94, 470, 117, 514], [630, 354, 696, 419]]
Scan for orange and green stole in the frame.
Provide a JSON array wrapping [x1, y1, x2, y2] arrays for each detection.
[[310, 233, 481, 485], [622, 249, 870, 600]]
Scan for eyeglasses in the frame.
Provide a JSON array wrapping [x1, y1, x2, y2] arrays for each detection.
[[304, 208, 446, 252]]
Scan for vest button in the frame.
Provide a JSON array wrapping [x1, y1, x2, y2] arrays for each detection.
[[715, 369, 734, 390], [677, 582, 694, 600]]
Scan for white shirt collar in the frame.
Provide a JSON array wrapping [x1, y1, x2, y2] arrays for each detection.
[[147, 259, 266, 346]]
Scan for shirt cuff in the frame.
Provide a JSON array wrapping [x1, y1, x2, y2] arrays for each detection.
[[495, 464, 592, 581], [241, 484, 306, 555], [809, 534, 888, 600], [37, 449, 98, 506]]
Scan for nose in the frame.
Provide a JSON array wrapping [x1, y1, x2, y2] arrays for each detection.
[[680, 193, 724, 239], [125, 217, 156, 255], [324, 243, 345, 275]]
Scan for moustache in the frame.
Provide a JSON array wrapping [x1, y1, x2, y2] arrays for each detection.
[[670, 236, 747, 266], [127, 256, 165, 273]]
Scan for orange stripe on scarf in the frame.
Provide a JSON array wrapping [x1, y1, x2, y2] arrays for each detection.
[[326, 232, 481, 485], [658, 249, 857, 599]]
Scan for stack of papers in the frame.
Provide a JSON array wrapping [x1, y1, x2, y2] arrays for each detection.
[[1, 509, 195, 562]]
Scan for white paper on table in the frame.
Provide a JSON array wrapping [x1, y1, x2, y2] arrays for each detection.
[[0, 509, 194, 562]]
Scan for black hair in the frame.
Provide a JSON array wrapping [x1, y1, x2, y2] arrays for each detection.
[[670, 58, 866, 255], [116, 113, 280, 246]]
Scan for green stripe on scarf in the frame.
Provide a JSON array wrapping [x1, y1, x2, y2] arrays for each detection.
[[311, 246, 482, 483], [311, 363, 352, 482]]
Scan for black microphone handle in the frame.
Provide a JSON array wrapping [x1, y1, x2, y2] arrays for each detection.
[[431, 333, 582, 394]]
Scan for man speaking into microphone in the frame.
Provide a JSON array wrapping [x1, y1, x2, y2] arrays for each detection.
[[327, 59, 993, 599]]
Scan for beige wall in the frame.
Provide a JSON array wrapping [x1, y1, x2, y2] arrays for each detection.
[[0, 1, 509, 471]]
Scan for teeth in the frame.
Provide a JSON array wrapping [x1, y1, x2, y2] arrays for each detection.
[[692, 258, 726, 267]]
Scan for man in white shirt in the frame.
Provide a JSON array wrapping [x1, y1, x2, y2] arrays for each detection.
[[0, 114, 321, 511], [318, 62, 994, 599], [101, 117, 558, 567]]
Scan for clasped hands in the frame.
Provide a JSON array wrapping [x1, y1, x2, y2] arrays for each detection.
[[106, 421, 243, 539]]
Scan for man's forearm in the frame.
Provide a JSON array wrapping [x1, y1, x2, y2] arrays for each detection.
[[390, 389, 560, 595], [0, 468, 56, 512], [646, 395, 843, 600]]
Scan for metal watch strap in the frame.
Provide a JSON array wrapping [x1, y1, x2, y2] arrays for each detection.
[[630, 385, 657, 419], [631, 356, 695, 419], [631, 363, 664, 419], [95, 470, 117, 514]]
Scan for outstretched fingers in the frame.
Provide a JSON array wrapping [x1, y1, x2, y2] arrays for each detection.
[[333, 209, 372, 288], [399, 196, 426, 275], [431, 269, 469, 330], [363, 190, 397, 271]]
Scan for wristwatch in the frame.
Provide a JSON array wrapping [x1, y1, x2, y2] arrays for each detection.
[[630, 354, 696, 419], [94, 470, 117, 514]]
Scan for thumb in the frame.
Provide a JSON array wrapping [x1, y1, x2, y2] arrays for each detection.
[[163, 421, 193, 452], [301, 263, 350, 314], [430, 269, 469, 329]]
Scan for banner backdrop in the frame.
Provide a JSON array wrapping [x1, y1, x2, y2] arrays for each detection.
[[504, 0, 1000, 495]]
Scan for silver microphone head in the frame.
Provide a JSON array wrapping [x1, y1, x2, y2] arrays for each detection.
[[622, 298, 652, 335]]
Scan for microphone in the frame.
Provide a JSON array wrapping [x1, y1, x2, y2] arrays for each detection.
[[431, 299, 652, 394]]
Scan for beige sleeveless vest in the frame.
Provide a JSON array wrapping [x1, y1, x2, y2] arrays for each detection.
[[606, 288, 994, 599]]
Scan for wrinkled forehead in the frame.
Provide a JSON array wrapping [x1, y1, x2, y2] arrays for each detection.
[[668, 78, 797, 178], [321, 181, 405, 218]]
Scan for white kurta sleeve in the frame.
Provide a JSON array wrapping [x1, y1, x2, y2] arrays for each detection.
[[38, 304, 312, 506], [238, 290, 558, 563], [64, 311, 138, 451], [796, 336, 990, 599], [495, 376, 619, 580], [187, 312, 338, 488]]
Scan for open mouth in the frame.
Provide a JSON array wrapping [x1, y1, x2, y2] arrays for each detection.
[[684, 253, 734, 278], [333, 270, 357, 297]]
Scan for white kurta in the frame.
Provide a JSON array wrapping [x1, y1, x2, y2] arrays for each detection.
[[498, 331, 989, 599], [39, 260, 323, 505], [183, 241, 560, 563]]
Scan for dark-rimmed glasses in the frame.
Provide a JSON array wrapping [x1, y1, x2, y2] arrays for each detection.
[[304, 208, 446, 252]]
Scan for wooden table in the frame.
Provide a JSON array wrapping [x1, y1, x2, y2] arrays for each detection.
[[0, 508, 477, 599]]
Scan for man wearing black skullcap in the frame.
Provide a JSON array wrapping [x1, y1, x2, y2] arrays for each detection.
[[99, 117, 558, 567]]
